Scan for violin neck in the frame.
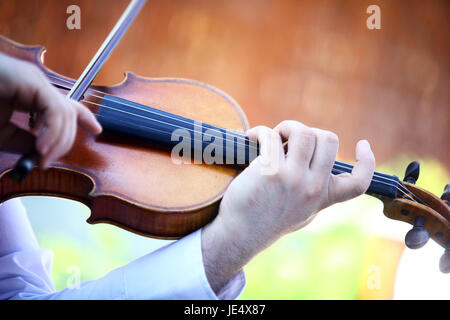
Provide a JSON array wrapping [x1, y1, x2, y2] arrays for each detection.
[[97, 94, 399, 199]]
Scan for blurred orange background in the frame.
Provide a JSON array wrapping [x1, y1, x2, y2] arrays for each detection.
[[0, 0, 448, 299]]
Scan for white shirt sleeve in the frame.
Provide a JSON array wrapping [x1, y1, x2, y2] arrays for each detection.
[[0, 198, 246, 300]]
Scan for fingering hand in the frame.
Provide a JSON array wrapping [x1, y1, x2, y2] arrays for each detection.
[[202, 120, 375, 292]]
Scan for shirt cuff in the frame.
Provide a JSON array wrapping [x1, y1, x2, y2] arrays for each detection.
[[122, 228, 246, 300], [0, 248, 56, 299]]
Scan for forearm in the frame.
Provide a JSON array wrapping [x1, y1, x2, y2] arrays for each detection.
[[202, 223, 245, 293], [201, 214, 276, 294]]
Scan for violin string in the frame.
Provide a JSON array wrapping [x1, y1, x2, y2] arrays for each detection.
[[92, 110, 418, 203], [45, 74, 425, 205], [45, 74, 436, 189], [87, 98, 398, 184], [46, 74, 249, 141], [91, 115, 416, 202], [51, 79, 422, 202], [85, 98, 420, 199], [42, 75, 417, 189], [51, 74, 268, 157], [331, 168, 417, 203], [334, 161, 426, 205], [335, 162, 426, 205], [83, 98, 251, 142]]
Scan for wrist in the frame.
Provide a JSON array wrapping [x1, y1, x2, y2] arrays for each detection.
[[201, 208, 283, 292], [201, 215, 252, 294]]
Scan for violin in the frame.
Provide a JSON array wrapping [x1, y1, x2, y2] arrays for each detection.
[[0, 6, 449, 272]]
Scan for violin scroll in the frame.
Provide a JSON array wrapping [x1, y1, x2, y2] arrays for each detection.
[[439, 184, 450, 273], [380, 161, 450, 273], [441, 184, 450, 203]]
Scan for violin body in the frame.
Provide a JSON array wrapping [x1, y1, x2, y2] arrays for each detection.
[[0, 35, 249, 238]]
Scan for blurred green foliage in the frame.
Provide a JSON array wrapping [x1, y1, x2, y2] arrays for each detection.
[[240, 224, 367, 299]]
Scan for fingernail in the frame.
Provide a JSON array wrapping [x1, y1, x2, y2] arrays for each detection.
[[94, 120, 103, 133], [39, 143, 49, 155]]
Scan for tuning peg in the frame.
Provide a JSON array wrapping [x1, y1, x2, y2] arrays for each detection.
[[403, 161, 420, 184], [441, 184, 450, 203], [440, 247, 450, 273], [405, 216, 429, 249]]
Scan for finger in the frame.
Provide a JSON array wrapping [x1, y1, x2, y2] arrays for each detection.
[[328, 140, 375, 203], [274, 120, 308, 144], [274, 120, 315, 169], [247, 126, 284, 159], [35, 107, 62, 157], [29, 77, 67, 157], [73, 101, 102, 134], [247, 126, 284, 171], [55, 108, 76, 162], [7, 61, 60, 114], [0, 122, 35, 154], [40, 104, 76, 168], [39, 120, 66, 169], [66, 108, 77, 153], [310, 128, 339, 179]]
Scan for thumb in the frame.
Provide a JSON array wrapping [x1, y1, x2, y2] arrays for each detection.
[[73, 101, 102, 134], [328, 140, 375, 203]]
